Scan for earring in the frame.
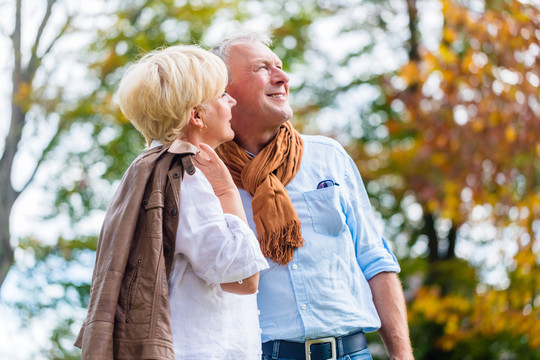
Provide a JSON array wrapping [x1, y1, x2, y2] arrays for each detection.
[[199, 123, 208, 132]]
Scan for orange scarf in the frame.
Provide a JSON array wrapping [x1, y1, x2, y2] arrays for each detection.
[[216, 121, 304, 265]]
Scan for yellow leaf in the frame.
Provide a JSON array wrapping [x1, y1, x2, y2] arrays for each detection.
[[14, 82, 32, 107], [505, 125, 517, 142], [399, 62, 420, 86], [489, 112, 500, 126], [471, 120, 484, 132], [427, 199, 439, 213]]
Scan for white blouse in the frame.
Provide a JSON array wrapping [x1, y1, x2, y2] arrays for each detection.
[[168, 162, 268, 359]]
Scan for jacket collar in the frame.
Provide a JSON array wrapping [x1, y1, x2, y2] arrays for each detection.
[[167, 139, 200, 155]]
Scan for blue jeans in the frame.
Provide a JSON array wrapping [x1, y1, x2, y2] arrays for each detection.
[[261, 348, 373, 360]]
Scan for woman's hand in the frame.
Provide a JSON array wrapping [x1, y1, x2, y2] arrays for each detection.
[[194, 143, 237, 197], [194, 143, 248, 223]]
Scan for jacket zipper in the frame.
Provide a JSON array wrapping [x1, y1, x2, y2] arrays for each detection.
[[126, 260, 141, 321]]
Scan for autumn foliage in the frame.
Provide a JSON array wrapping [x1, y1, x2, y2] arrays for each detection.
[[363, 0, 540, 357]]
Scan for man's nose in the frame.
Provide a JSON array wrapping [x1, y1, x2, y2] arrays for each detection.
[[272, 67, 289, 84]]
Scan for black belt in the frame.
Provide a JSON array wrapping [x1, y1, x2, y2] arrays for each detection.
[[262, 331, 367, 360]]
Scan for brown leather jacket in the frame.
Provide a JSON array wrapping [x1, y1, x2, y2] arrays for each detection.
[[75, 140, 198, 359]]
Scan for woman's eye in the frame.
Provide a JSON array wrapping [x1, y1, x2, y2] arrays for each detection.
[[221, 92, 227, 97]]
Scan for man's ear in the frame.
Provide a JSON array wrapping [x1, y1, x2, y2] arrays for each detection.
[[189, 106, 205, 128]]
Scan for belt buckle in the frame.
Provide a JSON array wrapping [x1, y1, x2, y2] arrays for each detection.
[[305, 337, 336, 360]]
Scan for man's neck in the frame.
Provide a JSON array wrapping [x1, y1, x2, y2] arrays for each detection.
[[234, 128, 279, 155]]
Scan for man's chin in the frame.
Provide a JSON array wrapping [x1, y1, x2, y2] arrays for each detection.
[[269, 104, 293, 120], [280, 108, 294, 123]]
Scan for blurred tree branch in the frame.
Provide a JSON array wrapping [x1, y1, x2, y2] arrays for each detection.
[[0, 0, 74, 289]]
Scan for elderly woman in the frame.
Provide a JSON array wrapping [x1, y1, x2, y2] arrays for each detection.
[[75, 45, 268, 359]]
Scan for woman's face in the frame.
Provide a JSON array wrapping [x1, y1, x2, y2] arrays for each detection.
[[200, 92, 237, 148]]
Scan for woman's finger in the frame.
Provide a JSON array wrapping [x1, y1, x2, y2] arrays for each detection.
[[194, 147, 211, 164], [199, 143, 219, 162]]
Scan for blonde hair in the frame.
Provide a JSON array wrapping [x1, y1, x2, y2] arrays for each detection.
[[117, 45, 228, 146]]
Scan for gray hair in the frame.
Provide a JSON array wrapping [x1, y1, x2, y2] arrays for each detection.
[[211, 32, 273, 65]]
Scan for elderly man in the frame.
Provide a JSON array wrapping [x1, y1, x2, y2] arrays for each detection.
[[212, 33, 414, 360]]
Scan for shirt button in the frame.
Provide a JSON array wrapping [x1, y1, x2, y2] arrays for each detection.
[[292, 264, 298, 270], [301, 304, 307, 310], [257, 310, 261, 315]]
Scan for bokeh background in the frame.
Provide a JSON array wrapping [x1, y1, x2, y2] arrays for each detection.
[[1, 0, 539, 358]]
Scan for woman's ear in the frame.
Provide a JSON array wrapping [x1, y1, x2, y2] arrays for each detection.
[[189, 106, 205, 128]]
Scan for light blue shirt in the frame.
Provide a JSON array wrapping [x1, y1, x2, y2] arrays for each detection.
[[238, 135, 400, 343]]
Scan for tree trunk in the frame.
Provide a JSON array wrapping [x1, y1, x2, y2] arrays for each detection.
[[406, 0, 420, 61], [446, 225, 457, 259], [0, 101, 24, 289], [0, 199, 15, 290], [424, 212, 439, 263]]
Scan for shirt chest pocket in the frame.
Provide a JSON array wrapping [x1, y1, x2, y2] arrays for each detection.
[[303, 186, 347, 236]]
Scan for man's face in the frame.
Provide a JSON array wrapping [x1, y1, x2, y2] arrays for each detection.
[[225, 41, 293, 133]]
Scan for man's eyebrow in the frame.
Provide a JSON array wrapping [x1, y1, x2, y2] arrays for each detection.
[[251, 57, 271, 63], [251, 58, 284, 68]]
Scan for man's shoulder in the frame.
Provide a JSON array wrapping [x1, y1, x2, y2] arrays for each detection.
[[300, 134, 348, 156]]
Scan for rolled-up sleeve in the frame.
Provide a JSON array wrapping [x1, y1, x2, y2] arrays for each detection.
[[356, 237, 400, 280], [343, 155, 401, 280], [175, 170, 268, 285]]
